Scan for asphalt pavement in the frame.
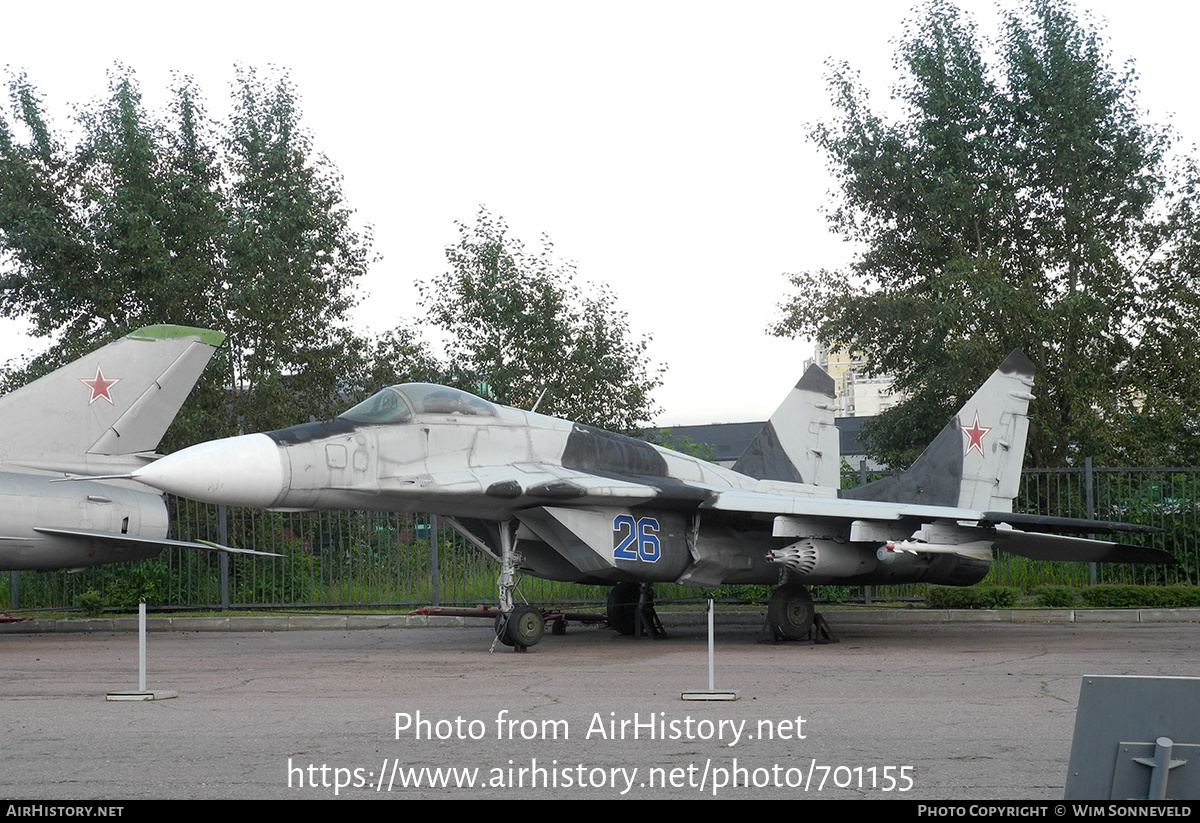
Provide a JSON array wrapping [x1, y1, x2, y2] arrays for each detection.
[[2, 609, 1198, 799]]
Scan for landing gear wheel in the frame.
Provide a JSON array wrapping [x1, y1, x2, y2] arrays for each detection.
[[606, 582, 639, 635], [495, 607, 545, 648], [768, 584, 814, 640], [509, 605, 545, 648]]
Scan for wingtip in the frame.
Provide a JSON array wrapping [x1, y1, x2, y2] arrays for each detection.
[[194, 539, 284, 558]]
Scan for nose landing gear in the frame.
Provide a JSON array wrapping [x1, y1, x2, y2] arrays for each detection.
[[494, 604, 546, 649]]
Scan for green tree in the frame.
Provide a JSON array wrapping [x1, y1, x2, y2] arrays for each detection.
[[218, 65, 374, 435], [645, 429, 717, 462], [774, 0, 1187, 467], [0, 72, 104, 344], [419, 209, 661, 433], [1125, 158, 1200, 466], [0, 65, 376, 447], [353, 322, 444, 393]]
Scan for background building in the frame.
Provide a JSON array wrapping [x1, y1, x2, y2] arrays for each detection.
[[648, 417, 871, 471], [806, 345, 905, 418]]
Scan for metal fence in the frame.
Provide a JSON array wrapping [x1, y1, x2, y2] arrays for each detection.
[[2, 504, 625, 612], [3, 464, 1197, 612], [998, 462, 1198, 589], [860, 462, 1199, 601]]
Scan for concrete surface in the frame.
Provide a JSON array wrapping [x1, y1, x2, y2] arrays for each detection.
[[3, 605, 1195, 634], [2, 615, 1198, 799]]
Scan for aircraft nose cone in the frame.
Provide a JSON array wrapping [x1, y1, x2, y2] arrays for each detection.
[[133, 433, 287, 508]]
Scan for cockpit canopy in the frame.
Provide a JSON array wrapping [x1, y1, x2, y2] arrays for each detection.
[[339, 384, 497, 425]]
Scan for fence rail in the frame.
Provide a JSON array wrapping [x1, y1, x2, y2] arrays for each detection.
[[3, 464, 1196, 611]]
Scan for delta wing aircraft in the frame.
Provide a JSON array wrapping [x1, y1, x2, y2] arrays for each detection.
[[1, 325, 274, 571], [124, 350, 1170, 647]]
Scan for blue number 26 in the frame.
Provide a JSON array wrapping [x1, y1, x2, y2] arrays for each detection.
[[612, 515, 661, 562]]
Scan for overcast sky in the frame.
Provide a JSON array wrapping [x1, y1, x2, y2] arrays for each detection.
[[4, 1, 1197, 425]]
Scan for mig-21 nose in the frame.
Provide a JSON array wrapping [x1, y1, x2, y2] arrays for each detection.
[[132, 433, 288, 508]]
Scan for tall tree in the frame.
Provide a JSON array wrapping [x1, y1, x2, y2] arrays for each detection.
[[219, 66, 373, 434], [0, 72, 101, 344], [774, 0, 1185, 467], [419, 209, 661, 433], [0, 65, 375, 446]]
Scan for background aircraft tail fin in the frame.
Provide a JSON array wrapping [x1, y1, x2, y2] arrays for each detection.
[[0, 325, 225, 468], [733, 363, 840, 487], [842, 351, 1035, 511]]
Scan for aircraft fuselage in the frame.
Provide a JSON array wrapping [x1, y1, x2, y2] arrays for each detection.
[[0, 472, 168, 570], [133, 385, 992, 589]]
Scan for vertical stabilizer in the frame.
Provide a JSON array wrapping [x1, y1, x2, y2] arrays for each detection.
[[842, 351, 1035, 511], [0, 325, 225, 470], [733, 363, 840, 487]]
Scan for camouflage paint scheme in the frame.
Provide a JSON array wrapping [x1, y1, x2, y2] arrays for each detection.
[[128, 352, 1170, 643]]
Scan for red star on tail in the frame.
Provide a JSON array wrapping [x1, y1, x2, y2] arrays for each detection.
[[959, 411, 991, 457], [80, 367, 120, 405]]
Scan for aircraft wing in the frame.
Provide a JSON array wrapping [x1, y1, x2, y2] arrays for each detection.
[[699, 488, 982, 523], [979, 511, 1162, 535], [33, 527, 283, 557], [698, 489, 1175, 566], [990, 528, 1174, 565]]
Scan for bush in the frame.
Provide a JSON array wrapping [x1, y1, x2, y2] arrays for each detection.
[[1034, 586, 1079, 608], [926, 587, 971, 608], [104, 560, 174, 610], [926, 586, 1017, 609], [1080, 585, 1200, 609], [712, 584, 774, 603], [976, 587, 1018, 608], [812, 585, 856, 604], [75, 590, 104, 617]]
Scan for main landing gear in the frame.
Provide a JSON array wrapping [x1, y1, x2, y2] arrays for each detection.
[[604, 581, 820, 643], [766, 583, 815, 640], [606, 581, 666, 639]]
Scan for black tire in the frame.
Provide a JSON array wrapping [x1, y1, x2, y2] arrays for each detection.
[[606, 582, 640, 635], [507, 605, 545, 648], [551, 619, 567, 636], [768, 584, 814, 640]]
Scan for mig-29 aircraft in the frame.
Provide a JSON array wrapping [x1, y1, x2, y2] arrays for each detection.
[[122, 350, 1171, 647], [0, 325, 274, 572]]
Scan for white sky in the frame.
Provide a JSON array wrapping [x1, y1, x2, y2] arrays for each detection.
[[3, 0, 1197, 425]]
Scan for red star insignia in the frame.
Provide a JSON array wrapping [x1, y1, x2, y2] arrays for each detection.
[[80, 367, 120, 405], [959, 411, 991, 457]]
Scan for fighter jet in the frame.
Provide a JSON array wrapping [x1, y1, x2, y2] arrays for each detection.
[[0, 325, 273, 571], [125, 351, 1171, 647]]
